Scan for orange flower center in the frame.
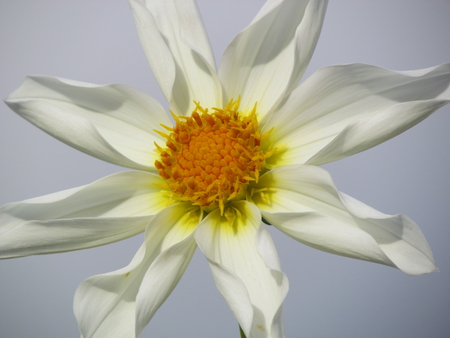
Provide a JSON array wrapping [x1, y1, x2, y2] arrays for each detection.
[[154, 99, 272, 214]]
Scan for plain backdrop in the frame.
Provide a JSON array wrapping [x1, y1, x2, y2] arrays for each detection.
[[1, 1, 449, 337]]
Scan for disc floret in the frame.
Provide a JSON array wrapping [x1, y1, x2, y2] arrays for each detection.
[[154, 99, 272, 214]]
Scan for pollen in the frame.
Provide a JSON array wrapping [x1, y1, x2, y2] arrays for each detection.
[[154, 98, 272, 214]]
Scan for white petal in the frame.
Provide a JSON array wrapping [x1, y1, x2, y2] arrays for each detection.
[[129, 0, 222, 115], [219, 0, 327, 118], [74, 203, 199, 338], [5, 76, 171, 170], [262, 63, 450, 167], [195, 201, 288, 337], [0, 171, 170, 258], [135, 216, 198, 336], [253, 165, 436, 275]]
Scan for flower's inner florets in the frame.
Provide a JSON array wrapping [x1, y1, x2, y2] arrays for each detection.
[[154, 99, 272, 214]]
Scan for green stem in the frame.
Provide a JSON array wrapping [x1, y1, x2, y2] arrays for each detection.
[[239, 325, 247, 338]]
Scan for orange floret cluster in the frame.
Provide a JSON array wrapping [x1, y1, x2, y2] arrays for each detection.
[[154, 99, 272, 213]]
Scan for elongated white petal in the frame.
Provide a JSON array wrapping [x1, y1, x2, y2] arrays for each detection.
[[252, 165, 436, 275], [74, 203, 199, 338], [5, 76, 170, 170], [0, 171, 170, 258], [195, 201, 288, 337], [220, 0, 327, 118], [135, 221, 197, 336], [129, 0, 221, 115], [263, 63, 450, 167]]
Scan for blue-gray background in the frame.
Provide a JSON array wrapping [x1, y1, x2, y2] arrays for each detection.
[[1, 1, 449, 337]]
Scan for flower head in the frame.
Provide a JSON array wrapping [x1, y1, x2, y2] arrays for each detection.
[[1, 0, 450, 337]]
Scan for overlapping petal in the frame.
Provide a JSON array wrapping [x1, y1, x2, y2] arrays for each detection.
[[0, 171, 169, 259], [74, 203, 199, 338], [129, 0, 222, 115], [220, 0, 327, 118], [262, 63, 450, 167], [195, 201, 288, 338], [5, 76, 170, 170], [252, 165, 436, 275]]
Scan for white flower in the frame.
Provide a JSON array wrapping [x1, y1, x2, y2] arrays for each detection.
[[1, 1, 449, 337]]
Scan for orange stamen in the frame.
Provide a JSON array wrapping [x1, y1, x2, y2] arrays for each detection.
[[154, 98, 271, 213]]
